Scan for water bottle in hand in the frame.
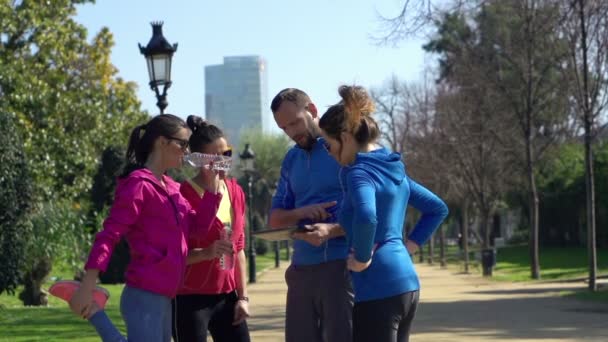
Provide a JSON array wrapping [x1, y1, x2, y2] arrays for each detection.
[[183, 152, 217, 168], [219, 223, 234, 270], [183, 153, 232, 172]]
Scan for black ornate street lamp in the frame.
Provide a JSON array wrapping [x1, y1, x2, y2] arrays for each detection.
[[138, 22, 178, 114], [239, 143, 257, 283]]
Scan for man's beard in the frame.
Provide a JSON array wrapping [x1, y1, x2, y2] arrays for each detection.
[[296, 133, 316, 150]]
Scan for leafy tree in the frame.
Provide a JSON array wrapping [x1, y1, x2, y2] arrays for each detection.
[[537, 143, 585, 246], [235, 128, 292, 224], [0, 113, 33, 295], [20, 200, 90, 305], [560, 0, 608, 291], [0, 1, 148, 304], [424, 1, 573, 279], [0, 1, 148, 203], [89, 146, 130, 284]]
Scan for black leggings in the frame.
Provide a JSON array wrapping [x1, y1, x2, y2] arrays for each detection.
[[172, 292, 250, 342], [353, 290, 419, 342]]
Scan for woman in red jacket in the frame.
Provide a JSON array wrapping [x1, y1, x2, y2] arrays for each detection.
[[172, 115, 251, 342]]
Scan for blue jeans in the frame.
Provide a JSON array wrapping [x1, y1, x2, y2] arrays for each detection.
[[89, 286, 172, 342]]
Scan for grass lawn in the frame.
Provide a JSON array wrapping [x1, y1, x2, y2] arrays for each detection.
[[0, 253, 280, 342], [563, 288, 608, 302], [421, 245, 608, 282], [420, 245, 608, 302], [488, 246, 608, 282]]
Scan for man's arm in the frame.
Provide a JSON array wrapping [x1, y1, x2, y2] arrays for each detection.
[[269, 201, 338, 228], [269, 208, 302, 228]]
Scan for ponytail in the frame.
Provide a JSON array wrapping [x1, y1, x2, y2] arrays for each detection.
[[120, 114, 188, 178]]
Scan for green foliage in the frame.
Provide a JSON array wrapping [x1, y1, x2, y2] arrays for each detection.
[[0, 114, 33, 295], [593, 141, 608, 247], [236, 128, 292, 183], [0, 1, 148, 203], [0, 1, 148, 302], [532, 142, 608, 247], [236, 128, 291, 227], [88, 146, 130, 283], [536, 144, 585, 245], [90, 146, 125, 214], [26, 201, 91, 273]]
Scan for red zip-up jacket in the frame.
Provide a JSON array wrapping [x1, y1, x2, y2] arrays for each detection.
[[177, 178, 247, 295]]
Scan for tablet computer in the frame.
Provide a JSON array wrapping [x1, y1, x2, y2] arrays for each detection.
[[252, 226, 311, 241]]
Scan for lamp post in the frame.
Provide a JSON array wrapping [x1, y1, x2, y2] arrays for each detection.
[[239, 144, 256, 283], [138, 22, 178, 114]]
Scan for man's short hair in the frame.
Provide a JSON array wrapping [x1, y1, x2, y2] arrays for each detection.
[[270, 88, 311, 113]]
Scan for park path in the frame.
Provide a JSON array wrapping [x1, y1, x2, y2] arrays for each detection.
[[244, 262, 608, 341]]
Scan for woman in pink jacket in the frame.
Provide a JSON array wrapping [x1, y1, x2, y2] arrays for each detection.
[[52, 114, 217, 342]]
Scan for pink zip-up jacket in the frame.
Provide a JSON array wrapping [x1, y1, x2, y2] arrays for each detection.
[[85, 168, 215, 298]]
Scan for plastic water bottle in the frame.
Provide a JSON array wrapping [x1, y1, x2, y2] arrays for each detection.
[[183, 152, 217, 168], [183, 153, 232, 172], [219, 223, 234, 270]]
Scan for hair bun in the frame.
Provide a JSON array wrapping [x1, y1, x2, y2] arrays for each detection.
[[186, 115, 207, 132], [338, 85, 375, 132]]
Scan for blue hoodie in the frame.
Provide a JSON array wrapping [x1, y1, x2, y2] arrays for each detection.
[[339, 147, 448, 302]]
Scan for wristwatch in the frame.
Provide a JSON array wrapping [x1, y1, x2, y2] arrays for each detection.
[[238, 296, 249, 302]]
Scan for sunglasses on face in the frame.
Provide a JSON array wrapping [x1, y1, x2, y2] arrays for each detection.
[[165, 136, 190, 151], [222, 147, 233, 157]]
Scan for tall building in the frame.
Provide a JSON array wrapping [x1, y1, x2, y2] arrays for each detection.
[[205, 56, 270, 148]]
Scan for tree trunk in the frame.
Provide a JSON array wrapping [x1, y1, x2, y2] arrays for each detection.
[[577, 0, 597, 291], [19, 258, 52, 306], [526, 130, 541, 280], [481, 209, 491, 249], [584, 116, 597, 291], [462, 200, 470, 274], [439, 227, 446, 268], [428, 233, 435, 265], [418, 245, 424, 263]]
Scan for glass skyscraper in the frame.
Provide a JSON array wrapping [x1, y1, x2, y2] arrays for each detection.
[[205, 56, 270, 148]]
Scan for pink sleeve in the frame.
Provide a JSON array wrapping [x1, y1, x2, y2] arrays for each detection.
[[85, 178, 145, 272]]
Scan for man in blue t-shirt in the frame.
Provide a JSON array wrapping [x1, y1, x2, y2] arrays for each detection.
[[269, 88, 353, 342]]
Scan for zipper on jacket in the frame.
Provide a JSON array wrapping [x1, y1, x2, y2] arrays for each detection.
[[167, 196, 180, 226]]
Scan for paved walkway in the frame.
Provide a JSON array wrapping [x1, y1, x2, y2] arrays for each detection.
[[246, 262, 608, 342], [247, 264, 288, 341]]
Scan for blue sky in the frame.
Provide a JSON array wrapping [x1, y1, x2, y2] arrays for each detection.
[[76, 0, 429, 128]]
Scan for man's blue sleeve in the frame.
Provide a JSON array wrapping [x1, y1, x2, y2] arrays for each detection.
[[347, 168, 377, 263], [271, 152, 295, 211], [406, 177, 449, 246]]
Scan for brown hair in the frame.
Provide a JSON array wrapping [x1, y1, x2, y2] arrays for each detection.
[[319, 85, 379, 145], [270, 88, 311, 113], [121, 114, 188, 177], [186, 115, 225, 153]]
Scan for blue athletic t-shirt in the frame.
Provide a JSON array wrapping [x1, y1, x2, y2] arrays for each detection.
[[271, 137, 349, 265]]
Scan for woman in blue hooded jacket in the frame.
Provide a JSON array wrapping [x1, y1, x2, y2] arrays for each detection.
[[318, 85, 449, 342]]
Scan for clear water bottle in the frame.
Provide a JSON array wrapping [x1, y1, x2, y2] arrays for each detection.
[[183, 152, 217, 168], [219, 223, 234, 270], [212, 155, 233, 172], [183, 153, 232, 172]]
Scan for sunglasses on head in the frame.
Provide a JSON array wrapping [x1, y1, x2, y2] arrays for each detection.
[[165, 136, 189, 150]]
